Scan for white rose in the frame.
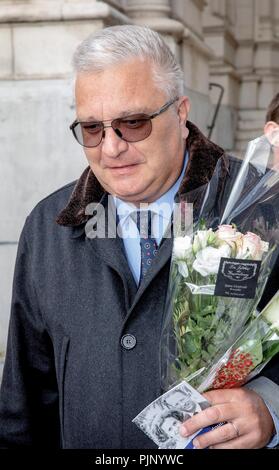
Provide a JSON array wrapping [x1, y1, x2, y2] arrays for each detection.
[[192, 229, 215, 253], [196, 230, 212, 247], [262, 291, 279, 329], [173, 236, 192, 259], [193, 244, 231, 277], [176, 261, 189, 278]]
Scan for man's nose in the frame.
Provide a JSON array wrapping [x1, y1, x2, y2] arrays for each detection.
[[101, 126, 128, 158]]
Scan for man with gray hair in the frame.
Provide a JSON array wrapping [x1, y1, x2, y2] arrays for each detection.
[[0, 25, 278, 449]]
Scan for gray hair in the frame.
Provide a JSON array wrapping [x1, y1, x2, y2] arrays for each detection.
[[73, 25, 184, 99]]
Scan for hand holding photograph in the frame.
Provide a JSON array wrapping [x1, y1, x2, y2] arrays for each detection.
[[133, 381, 210, 449]]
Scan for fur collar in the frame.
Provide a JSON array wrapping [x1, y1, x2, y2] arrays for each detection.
[[56, 121, 228, 226]]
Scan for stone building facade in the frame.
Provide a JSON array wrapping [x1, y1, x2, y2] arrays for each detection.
[[0, 0, 279, 373]]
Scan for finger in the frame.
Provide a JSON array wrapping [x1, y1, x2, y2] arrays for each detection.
[[180, 403, 236, 437], [203, 388, 243, 404], [192, 421, 241, 449], [210, 434, 256, 449]]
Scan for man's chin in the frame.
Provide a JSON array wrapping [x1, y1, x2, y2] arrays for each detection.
[[113, 191, 145, 204], [99, 178, 154, 203]]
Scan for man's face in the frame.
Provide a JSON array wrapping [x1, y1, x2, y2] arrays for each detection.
[[75, 59, 190, 204]]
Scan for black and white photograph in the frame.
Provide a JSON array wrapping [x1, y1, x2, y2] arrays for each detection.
[[133, 381, 210, 449]]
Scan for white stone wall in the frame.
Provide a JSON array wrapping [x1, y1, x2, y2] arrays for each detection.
[[0, 0, 133, 374], [0, 78, 87, 362]]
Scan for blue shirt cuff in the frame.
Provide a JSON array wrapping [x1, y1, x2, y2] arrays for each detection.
[[265, 402, 279, 448]]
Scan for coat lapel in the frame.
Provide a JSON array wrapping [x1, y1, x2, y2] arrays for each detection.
[[80, 193, 138, 310], [86, 234, 138, 311]]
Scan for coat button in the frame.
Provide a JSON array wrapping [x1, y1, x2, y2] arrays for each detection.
[[121, 334, 137, 350]]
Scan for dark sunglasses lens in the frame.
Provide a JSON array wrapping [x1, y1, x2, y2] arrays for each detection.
[[74, 122, 103, 147], [113, 117, 152, 142]]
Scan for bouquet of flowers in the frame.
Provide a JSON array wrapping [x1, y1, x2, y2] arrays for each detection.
[[162, 224, 271, 388], [160, 131, 279, 393], [133, 131, 279, 449]]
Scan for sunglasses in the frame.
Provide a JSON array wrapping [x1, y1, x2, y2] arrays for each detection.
[[70, 97, 179, 148]]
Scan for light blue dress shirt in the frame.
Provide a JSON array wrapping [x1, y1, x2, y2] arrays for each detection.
[[265, 402, 279, 447], [114, 152, 188, 285], [114, 151, 279, 448]]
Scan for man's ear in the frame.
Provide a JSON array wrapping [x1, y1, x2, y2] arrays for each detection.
[[178, 96, 190, 139], [264, 121, 279, 146]]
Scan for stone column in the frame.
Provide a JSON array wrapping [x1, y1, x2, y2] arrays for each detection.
[[125, 0, 184, 55], [202, 0, 240, 149], [255, 0, 275, 41], [125, 1, 213, 136], [254, 0, 279, 110], [235, 0, 279, 150], [275, 0, 279, 38], [171, 0, 213, 135], [233, 0, 257, 150], [203, 0, 240, 107], [126, 0, 170, 17]]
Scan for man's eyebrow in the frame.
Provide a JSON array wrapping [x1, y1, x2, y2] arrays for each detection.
[[116, 107, 152, 118], [80, 107, 153, 122]]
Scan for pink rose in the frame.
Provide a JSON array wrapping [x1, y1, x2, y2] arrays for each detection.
[[216, 225, 242, 245], [238, 232, 268, 260]]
